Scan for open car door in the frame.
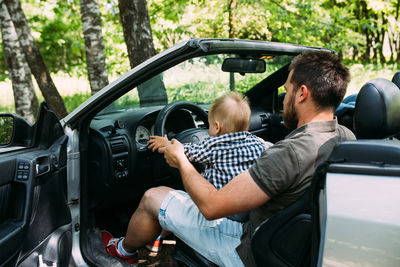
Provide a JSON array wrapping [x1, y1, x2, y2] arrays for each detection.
[[0, 104, 71, 267]]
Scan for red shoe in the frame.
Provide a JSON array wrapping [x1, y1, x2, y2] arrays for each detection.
[[145, 235, 163, 253], [101, 230, 138, 265]]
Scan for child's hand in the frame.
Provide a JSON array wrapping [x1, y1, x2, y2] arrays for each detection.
[[148, 135, 171, 152]]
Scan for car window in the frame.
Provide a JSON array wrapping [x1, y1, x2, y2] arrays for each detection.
[[106, 54, 293, 112]]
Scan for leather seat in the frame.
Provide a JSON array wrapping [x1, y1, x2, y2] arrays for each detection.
[[251, 187, 313, 267], [393, 71, 400, 88], [173, 239, 218, 267], [353, 78, 400, 139]]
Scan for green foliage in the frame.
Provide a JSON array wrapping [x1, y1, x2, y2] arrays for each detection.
[[114, 92, 140, 110], [99, 0, 131, 76], [0, 0, 399, 114], [63, 93, 91, 113], [167, 81, 227, 103], [147, 0, 400, 64], [23, 0, 86, 76], [0, 43, 8, 81], [0, 103, 14, 113]]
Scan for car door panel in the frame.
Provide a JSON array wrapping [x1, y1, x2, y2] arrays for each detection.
[[0, 156, 35, 267], [0, 104, 71, 267]]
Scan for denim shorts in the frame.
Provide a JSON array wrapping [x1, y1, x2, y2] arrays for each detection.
[[158, 190, 244, 267]]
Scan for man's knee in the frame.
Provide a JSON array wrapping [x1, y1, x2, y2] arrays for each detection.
[[141, 186, 173, 216]]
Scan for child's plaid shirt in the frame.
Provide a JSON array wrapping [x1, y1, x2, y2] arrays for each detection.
[[183, 131, 267, 189]]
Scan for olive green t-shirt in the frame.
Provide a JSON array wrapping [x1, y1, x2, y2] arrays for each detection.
[[236, 119, 356, 266]]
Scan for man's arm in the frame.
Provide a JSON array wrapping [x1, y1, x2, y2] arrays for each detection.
[[160, 139, 270, 220]]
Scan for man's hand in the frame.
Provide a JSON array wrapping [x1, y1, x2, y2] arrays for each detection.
[[159, 139, 189, 168], [148, 135, 170, 152]]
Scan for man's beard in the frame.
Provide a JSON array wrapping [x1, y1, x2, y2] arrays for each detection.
[[283, 94, 298, 129]]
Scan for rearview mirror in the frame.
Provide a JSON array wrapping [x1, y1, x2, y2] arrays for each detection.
[[222, 58, 266, 74]]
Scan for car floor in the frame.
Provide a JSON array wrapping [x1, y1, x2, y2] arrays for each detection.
[[137, 238, 178, 266], [85, 228, 179, 266]]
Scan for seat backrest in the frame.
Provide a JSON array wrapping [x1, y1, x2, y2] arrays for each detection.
[[354, 78, 400, 139], [335, 94, 357, 133], [251, 189, 312, 267], [393, 71, 400, 88]]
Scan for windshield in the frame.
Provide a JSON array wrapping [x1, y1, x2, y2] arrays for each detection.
[[105, 54, 293, 112]]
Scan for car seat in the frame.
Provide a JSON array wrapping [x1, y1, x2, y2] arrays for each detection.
[[353, 78, 400, 139], [310, 78, 400, 266], [335, 94, 357, 133], [392, 71, 400, 88]]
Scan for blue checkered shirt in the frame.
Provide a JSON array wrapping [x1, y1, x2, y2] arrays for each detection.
[[183, 131, 267, 189]]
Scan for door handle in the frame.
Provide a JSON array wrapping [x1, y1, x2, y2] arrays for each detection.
[[36, 156, 50, 176]]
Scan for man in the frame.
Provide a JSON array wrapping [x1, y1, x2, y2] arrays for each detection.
[[102, 51, 356, 266]]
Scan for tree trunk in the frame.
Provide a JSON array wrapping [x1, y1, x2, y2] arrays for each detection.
[[378, 27, 386, 64], [0, 3, 38, 123], [118, 0, 155, 67], [227, 0, 236, 91], [79, 0, 109, 95], [228, 0, 236, 39], [396, 0, 400, 63], [396, 36, 400, 63], [4, 0, 67, 119], [361, 1, 371, 63], [387, 23, 395, 62], [118, 0, 167, 106]]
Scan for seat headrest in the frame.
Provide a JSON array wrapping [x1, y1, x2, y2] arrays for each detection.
[[393, 71, 400, 88], [354, 78, 400, 139]]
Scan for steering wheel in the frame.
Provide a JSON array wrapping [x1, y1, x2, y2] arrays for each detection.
[[152, 101, 209, 182], [154, 101, 209, 144]]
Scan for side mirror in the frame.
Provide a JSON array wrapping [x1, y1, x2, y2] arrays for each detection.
[[0, 115, 14, 145], [0, 114, 33, 147], [222, 58, 266, 74]]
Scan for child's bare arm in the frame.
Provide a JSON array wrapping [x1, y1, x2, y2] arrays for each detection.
[[148, 135, 171, 152]]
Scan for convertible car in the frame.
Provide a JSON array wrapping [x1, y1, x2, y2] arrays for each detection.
[[1, 38, 400, 267]]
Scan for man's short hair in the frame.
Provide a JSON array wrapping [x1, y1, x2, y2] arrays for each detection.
[[289, 51, 350, 111], [209, 92, 251, 133]]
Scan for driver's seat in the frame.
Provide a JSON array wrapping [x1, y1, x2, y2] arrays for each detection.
[[174, 239, 218, 267]]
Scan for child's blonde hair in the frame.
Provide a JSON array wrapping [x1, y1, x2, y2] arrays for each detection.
[[209, 92, 251, 133]]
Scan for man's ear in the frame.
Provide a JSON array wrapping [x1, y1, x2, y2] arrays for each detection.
[[215, 120, 222, 135], [297, 85, 309, 103]]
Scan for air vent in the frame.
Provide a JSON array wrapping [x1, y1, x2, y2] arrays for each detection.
[[259, 113, 271, 127], [109, 136, 128, 154]]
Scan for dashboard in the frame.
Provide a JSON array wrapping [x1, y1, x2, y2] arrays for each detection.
[[85, 104, 276, 208], [86, 106, 207, 207]]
